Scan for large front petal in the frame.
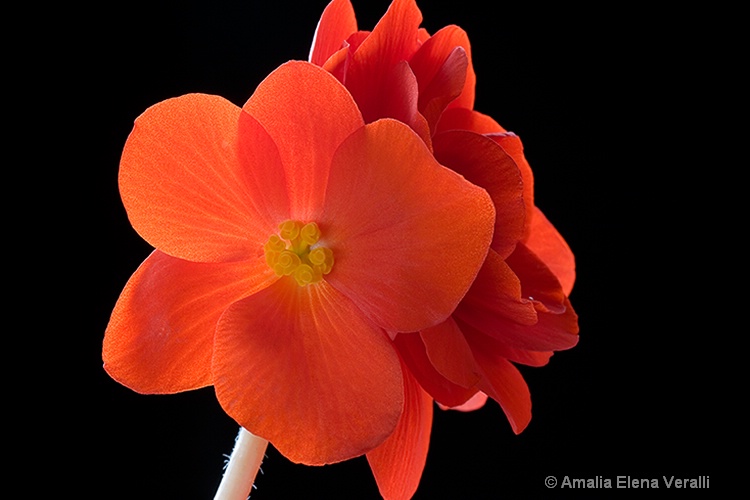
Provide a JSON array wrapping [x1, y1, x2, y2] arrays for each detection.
[[213, 279, 403, 465], [119, 94, 279, 262], [242, 61, 364, 219], [367, 363, 433, 500], [103, 250, 272, 394], [322, 119, 495, 333]]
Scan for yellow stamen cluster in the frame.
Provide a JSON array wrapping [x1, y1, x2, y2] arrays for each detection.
[[264, 220, 334, 286]]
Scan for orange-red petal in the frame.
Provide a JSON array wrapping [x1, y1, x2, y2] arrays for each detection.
[[435, 107, 507, 135], [506, 242, 567, 314], [458, 249, 537, 327], [438, 391, 488, 412], [460, 321, 554, 368], [420, 317, 481, 389], [433, 130, 526, 259], [212, 279, 403, 465], [321, 119, 495, 333], [367, 363, 433, 500], [103, 250, 273, 394], [410, 25, 474, 129], [309, 0, 357, 66], [379, 60, 433, 145], [455, 249, 578, 351], [524, 207, 576, 295], [415, 45, 468, 135], [346, 0, 422, 123], [242, 61, 364, 219], [119, 94, 278, 262], [394, 332, 477, 408], [488, 132, 535, 232], [473, 354, 532, 434]]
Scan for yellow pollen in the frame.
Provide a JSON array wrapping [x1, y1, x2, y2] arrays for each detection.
[[264, 220, 334, 286]]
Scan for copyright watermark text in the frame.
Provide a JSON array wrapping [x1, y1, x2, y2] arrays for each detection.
[[544, 476, 709, 489]]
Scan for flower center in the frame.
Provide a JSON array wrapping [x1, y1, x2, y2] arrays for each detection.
[[264, 220, 334, 287]]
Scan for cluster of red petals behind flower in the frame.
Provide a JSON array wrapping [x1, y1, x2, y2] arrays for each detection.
[[310, 1, 579, 497], [103, 0, 578, 499]]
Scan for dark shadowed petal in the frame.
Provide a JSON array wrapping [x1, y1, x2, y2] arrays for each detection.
[[434, 130, 526, 258]]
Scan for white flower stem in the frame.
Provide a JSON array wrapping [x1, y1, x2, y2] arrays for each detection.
[[214, 427, 269, 500]]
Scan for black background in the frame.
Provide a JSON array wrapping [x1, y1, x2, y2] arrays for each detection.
[[58, 0, 716, 498]]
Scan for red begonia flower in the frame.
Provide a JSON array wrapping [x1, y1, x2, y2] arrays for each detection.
[[310, 1, 579, 496], [103, 61, 496, 465]]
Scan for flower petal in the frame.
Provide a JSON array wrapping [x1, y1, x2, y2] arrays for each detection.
[[474, 354, 532, 434], [420, 317, 481, 389], [367, 362, 433, 500], [438, 391, 488, 412], [524, 207, 576, 295], [461, 322, 554, 367], [507, 242, 567, 314], [435, 107, 506, 135], [119, 94, 277, 262], [309, 0, 357, 66], [322, 119, 495, 333], [321, 44, 350, 81], [213, 279, 403, 465], [394, 332, 477, 408], [242, 61, 364, 219], [433, 130, 526, 258], [410, 25, 475, 127], [488, 132, 535, 235], [415, 46, 468, 135], [346, 0, 423, 123], [457, 249, 538, 327], [457, 298, 578, 352], [455, 249, 578, 351], [380, 60, 433, 145], [103, 250, 272, 394]]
